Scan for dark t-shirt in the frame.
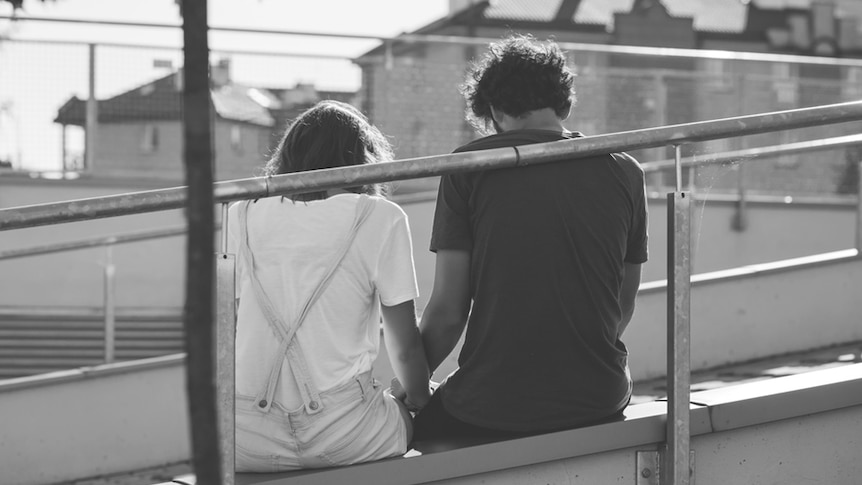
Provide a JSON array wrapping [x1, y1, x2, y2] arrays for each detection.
[[430, 129, 648, 432]]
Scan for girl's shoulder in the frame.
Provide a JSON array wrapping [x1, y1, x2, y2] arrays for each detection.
[[366, 195, 408, 221]]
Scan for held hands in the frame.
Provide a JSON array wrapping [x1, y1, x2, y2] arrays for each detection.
[[388, 377, 436, 413]]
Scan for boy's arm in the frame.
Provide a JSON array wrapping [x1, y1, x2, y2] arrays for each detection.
[[419, 249, 472, 373]]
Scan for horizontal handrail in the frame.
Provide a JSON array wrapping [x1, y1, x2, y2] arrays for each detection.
[[2, 101, 862, 231], [0, 37, 354, 61], [5, 16, 862, 67], [641, 133, 862, 172], [0, 305, 182, 320], [0, 225, 193, 261]]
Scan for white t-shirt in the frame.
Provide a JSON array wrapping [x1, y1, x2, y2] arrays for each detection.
[[227, 194, 419, 410]]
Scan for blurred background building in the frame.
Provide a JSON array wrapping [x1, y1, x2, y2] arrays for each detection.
[[1, 0, 860, 194], [52, 59, 357, 181], [357, 0, 862, 194]]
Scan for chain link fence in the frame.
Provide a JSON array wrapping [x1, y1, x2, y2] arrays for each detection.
[[362, 44, 862, 196], [1, 35, 861, 195]]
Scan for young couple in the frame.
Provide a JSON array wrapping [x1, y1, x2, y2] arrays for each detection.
[[229, 34, 648, 472]]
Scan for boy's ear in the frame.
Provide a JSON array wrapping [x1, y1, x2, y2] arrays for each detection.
[[561, 101, 572, 121], [490, 105, 505, 124]]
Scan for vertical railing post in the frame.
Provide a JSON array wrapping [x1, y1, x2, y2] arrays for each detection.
[[85, 43, 97, 171], [856, 161, 862, 251], [732, 163, 747, 231], [216, 203, 236, 485], [686, 165, 695, 194], [654, 73, 668, 182], [182, 0, 221, 482], [664, 144, 692, 485], [103, 244, 116, 364]]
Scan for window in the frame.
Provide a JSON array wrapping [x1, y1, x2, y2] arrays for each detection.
[[140, 124, 159, 154], [231, 125, 243, 154], [844, 67, 862, 100], [772, 63, 798, 105], [704, 59, 732, 91]]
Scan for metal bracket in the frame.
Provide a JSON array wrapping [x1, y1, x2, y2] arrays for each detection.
[[636, 450, 695, 485]]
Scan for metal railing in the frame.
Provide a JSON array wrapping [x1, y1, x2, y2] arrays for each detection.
[[641, 133, 862, 230], [1, 132, 857, 372], [7, 15, 862, 68], [0, 225, 190, 365], [2, 101, 862, 485]]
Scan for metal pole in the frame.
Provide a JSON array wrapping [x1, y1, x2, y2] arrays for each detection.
[[856, 161, 862, 251], [665, 192, 692, 485], [655, 74, 668, 179], [103, 244, 116, 364], [674, 145, 682, 193], [182, 0, 221, 483], [85, 44, 97, 171], [733, 163, 748, 231], [216, 202, 235, 484], [664, 142, 692, 485], [216, 253, 236, 485], [687, 165, 695, 193], [221, 203, 229, 253]]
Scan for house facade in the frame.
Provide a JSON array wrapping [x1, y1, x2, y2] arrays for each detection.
[[54, 61, 358, 183], [355, 0, 862, 195]]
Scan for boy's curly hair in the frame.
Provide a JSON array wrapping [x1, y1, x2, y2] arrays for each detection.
[[461, 34, 576, 135]]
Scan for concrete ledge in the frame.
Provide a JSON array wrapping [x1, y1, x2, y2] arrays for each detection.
[[0, 353, 185, 393], [235, 401, 710, 485], [235, 363, 862, 485], [626, 251, 862, 380], [691, 362, 862, 433], [0, 354, 190, 485], [639, 248, 859, 292]]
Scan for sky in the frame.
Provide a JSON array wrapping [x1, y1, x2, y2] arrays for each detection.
[[0, 0, 451, 171]]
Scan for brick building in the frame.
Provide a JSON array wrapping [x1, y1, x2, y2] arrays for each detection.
[[355, 0, 862, 195], [54, 61, 357, 182]]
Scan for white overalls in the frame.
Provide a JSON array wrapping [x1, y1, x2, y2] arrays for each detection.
[[234, 196, 408, 471]]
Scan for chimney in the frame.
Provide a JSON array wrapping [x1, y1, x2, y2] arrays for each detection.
[[449, 0, 480, 13], [282, 83, 319, 107], [788, 14, 811, 49], [174, 68, 184, 91], [839, 17, 860, 50], [211, 58, 231, 87], [812, 0, 837, 52]]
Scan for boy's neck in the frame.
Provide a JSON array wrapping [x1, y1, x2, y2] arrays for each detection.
[[494, 107, 566, 133]]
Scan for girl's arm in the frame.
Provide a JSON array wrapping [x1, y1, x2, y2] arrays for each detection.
[[381, 299, 431, 410]]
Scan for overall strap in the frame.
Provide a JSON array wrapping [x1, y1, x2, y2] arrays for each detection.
[[238, 195, 375, 414]]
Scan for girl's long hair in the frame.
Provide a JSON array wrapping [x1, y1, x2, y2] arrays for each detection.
[[264, 100, 393, 201]]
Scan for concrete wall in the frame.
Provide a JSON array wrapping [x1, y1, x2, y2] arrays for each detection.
[[373, 251, 862, 384], [0, 356, 189, 485], [400, 194, 859, 311], [91, 120, 270, 182]]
